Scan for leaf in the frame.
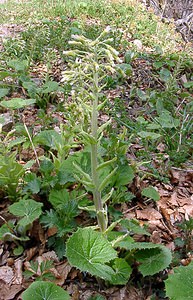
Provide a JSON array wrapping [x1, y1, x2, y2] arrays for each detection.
[[0, 222, 14, 240], [41, 81, 59, 93], [0, 88, 9, 99], [9, 199, 43, 227], [117, 241, 161, 251], [114, 164, 134, 187], [99, 167, 118, 191], [24, 173, 41, 194], [135, 245, 172, 276], [110, 258, 132, 285], [118, 63, 132, 76], [159, 68, 172, 82], [183, 81, 193, 89], [22, 281, 70, 300], [66, 227, 117, 280], [141, 186, 160, 201], [120, 219, 151, 236], [0, 98, 36, 109], [7, 59, 28, 72], [155, 111, 180, 129], [165, 262, 193, 300], [138, 131, 161, 140], [49, 189, 69, 208], [8, 137, 27, 149], [34, 130, 61, 149], [13, 245, 24, 256]]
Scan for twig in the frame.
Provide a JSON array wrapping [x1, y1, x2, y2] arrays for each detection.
[[23, 117, 40, 168]]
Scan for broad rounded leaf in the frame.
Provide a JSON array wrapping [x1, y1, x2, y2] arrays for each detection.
[[141, 186, 160, 201], [66, 227, 117, 280], [22, 281, 70, 300], [49, 189, 69, 208], [9, 199, 43, 227], [138, 131, 161, 140], [165, 262, 193, 300], [0, 98, 36, 109], [135, 245, 172, 276], [0, 88, 9, 99], [115, 164, 134, 186], [110, 258, 132, 285]]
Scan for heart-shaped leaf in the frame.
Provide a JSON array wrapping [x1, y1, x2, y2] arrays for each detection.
[[110, 258, 132, 285], [135, 245, 172, 276], [22, 281, 70, 300], [9, 199, 43, 227], [0, 88, 9, 99], [66, 227, 117, 280]]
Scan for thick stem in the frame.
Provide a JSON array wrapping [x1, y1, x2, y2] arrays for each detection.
[[91, 66, 107, 232]]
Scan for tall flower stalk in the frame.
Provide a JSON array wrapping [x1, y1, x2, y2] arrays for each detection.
[[62, 29, 121, 232]]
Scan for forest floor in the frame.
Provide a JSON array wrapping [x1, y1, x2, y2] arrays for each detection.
[[0, 1, 193, 299]]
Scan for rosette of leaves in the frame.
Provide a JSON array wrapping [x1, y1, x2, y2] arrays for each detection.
[[40, 188, 80, 259], [0, 152, 25, 201], [66, 226, 172, 284]]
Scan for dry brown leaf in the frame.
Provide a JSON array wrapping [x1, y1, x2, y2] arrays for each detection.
[[177, 197, 193, 206], [0, 266, 14, 284], [169, 192, 179, 206], [150, 231, 161, 244], [25, 246, 38, 261], [0, 282, 23, 300], [42, 251, 59, 262], [55, 261, 72, 285], [106, 286, 144, 300], [136, 208, 162, 220], [47, 226, 58, 237], [12, 260, 23, 285], [157, 197, 169, 209], [67, 283, 79, 300]]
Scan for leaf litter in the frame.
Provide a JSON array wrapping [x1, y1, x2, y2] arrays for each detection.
[[0, 2, 193, 299]]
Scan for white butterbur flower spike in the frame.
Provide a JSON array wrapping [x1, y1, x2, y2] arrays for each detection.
[[104, 25, 111, 33]]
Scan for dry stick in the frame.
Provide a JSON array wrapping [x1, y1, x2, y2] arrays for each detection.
[[124, 198, 151, 214], [0, 215, 16, 234], [23, 117, 40, 168]]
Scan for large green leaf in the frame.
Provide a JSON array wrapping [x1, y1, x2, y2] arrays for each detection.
[[165, 262, 193, 300], [66, 227, 117, 280], [120, 219, 150, 236], [41, 81, 59, 93], [22, 281, 70, 300], [135, 245, 172, 276], [9, 199, 43, 227], [0, 88, 9, 99], [141, 186, 160, 201], [114, 164, 134, 187], [0, 98, 36, 109], [34, 130, 61, 149], [138, 131, 161, 140], [7, 59, 28, 72], [49, 189, 70, 208], [110, 258, 132, 285]]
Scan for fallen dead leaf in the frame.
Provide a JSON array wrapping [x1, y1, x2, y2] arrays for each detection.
[[136, 208, 162, 220], [0, 266, 14, 284], [12, 260, 23, 285], [55, 261, 72, 286], [0, 282, 23, 300]]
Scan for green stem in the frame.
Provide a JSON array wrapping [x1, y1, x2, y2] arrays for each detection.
[[91, 63, 107, 232]]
